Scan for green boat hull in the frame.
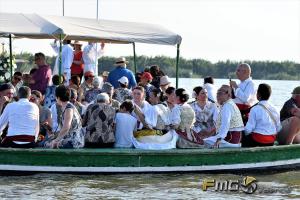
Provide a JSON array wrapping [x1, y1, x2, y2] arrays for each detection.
[[0, 144, 299, 173]]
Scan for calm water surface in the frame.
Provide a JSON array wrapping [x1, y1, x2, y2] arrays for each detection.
[[173, 78, 300, 110], [0, 172, 299, 199], [0, 79, 299, 199]]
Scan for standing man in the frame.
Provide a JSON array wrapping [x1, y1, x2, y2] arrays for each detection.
[[83, 42, 105, 75], [230, 63, 257, 124], [0, 86, 39, 148], [51, 39, 74, 85], [277, 86, 300, 145], [107, 57, 137, 89], [30, 52, 52, 94]]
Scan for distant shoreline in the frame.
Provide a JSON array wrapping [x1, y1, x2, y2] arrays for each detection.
[[4, 52, 300, 80]]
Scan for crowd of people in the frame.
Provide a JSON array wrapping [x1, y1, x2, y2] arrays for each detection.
[[0, 41, 299, 149]]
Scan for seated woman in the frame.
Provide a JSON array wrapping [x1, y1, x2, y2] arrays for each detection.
[[82, 93, 116, 148], [169, 88, 199, 148], [43, 85, 84, 149], [30, 90, 52, 140], [131, 86, 177, 149], [188, 86, 219, 144], [131, 86, 156, 130], [243, 83, 281, 147], [204, 85, 244, 148], [148, 88, 171, 131]]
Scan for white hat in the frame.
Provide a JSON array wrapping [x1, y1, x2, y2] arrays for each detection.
[[118, 76, 129, 85], [160, 75, 171, 86]]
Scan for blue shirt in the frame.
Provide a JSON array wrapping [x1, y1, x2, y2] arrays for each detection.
[[107, 67, 137, 89]]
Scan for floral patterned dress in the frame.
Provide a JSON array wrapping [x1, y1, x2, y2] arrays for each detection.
[[44, 103, 84, 148]]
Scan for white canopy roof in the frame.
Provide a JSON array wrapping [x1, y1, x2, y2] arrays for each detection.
[[0, 12, 182, 45]]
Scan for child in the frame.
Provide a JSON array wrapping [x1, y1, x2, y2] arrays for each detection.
[[114, 100, 137, 148]]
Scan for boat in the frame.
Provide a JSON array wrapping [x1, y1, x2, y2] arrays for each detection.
[[0, 13, 299, 174], [0, 144, 299, 173]]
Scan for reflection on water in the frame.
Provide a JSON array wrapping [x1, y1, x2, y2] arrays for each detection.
[[0, 171, 299, 199]]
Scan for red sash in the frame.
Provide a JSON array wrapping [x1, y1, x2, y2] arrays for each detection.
[[236, 103, 251, 124], [224, 131, 242, 144], [251, 132, 276, 144], [236, 103, 251, 113], [1, 135, 35, 144]]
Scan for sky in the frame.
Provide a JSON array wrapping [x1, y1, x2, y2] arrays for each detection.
[[0, 0, 300, 63]]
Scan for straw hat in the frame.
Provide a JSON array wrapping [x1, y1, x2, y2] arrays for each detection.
[[72, 40, 82, 46], [102, 71, 109, 77], [114, 57, 129, 66]]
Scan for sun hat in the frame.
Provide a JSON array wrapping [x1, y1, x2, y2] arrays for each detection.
[[102, 71, 109, 77], [160, 75, 171, 86], [72, 40, 82, 46], [114, 57, 129, 66], [292, 86, 300, 95], [141, 72, 153, 81], [118, 76, 129, 85]]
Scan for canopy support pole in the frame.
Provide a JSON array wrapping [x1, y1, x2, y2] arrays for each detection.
[[59, 35, 62, 79], [62, 0, 65, 16], [133, 42, 137, 74], [9, 34, 13, 81], [176, 43, 180, 89]]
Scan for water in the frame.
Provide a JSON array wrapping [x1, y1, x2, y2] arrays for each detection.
[[172, 78, 300, 110], [0, 79, 299, 199], [0, 172, 299, 199]]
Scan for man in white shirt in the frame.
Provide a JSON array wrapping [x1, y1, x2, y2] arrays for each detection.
[[243, 83, 281, 147], [51, 39, 74, 85], [230, 63, 257, 124], [0, 86, 39, 148], [83, 42, 105, 75]]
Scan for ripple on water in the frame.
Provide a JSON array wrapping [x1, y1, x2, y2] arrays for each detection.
[[0, 171, 299, 199]]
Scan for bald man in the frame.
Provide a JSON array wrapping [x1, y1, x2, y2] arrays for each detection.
[[230, 63, 257, 124]]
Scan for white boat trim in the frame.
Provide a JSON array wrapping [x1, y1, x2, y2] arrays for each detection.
[[0, 158, 299, 173]]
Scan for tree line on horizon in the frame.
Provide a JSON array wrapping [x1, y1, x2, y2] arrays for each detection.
[[15, 52, 300, 80]]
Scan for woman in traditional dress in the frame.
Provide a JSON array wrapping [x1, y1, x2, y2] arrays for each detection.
[[169, 88, 198, 148], [189, 86, 219, 143]]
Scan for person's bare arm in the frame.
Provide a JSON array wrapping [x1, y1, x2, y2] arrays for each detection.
[[133, 105, 151, 129]]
